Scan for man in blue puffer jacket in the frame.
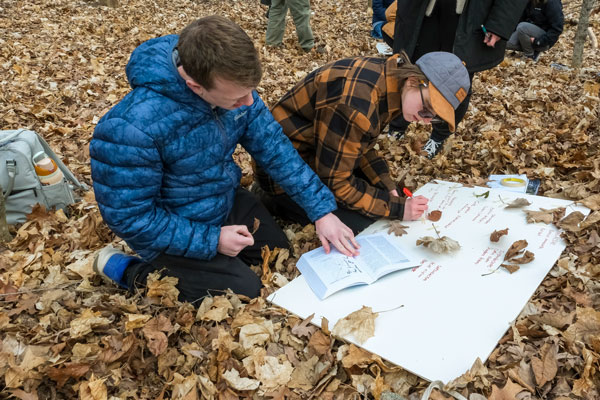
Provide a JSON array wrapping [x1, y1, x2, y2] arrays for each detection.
[[90, 16, 359, 302]]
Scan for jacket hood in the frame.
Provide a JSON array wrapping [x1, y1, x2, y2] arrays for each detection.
[[125, 35, 202, 106]]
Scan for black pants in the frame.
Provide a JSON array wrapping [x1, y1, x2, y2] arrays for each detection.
[[123, 188, 289, 303], [389, 0, 472, 142]]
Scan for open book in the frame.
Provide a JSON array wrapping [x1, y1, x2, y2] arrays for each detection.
[[297, 233, 419, 299]]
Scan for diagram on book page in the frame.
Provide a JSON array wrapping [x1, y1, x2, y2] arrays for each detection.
[[303, 247, 365, 286], [330, 257, 363, 285]]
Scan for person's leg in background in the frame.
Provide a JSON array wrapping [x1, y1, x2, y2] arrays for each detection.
[[387, 0, 449, 139], [266, 0, 289, 47], [506, 24, 524, 52], [513, 22, 547, 59], [287, 0, 315, 52], [417, 0, 465, 157], [99, 188, 289, 303]]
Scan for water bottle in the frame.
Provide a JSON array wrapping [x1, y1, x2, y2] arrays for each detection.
[[33, 151, 63, 185]]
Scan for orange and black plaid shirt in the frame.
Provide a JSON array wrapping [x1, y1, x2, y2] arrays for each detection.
[[259, 55, 406, 219]]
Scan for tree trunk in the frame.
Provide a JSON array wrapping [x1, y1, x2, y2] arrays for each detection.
[[0, 185, 12, 243], [572, 0, 597, 68]]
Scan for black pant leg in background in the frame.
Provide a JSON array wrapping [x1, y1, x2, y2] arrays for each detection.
[[389, 0, 462, 136], [123, 188, 289, 303]]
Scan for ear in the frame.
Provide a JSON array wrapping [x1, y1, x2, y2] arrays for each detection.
[[185, 79, 204, 96]]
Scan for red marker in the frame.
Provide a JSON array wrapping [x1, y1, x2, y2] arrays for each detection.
[[403, 187, 413, 198]]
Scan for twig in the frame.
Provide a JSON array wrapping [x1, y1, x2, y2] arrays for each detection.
[[481, 266, 501, 276], [432, 223, 441, 239], [375, 304, 404, 313], [0, 282, 80, 298]]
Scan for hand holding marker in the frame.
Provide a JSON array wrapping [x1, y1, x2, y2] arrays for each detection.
[[402, 187, 429, 221], [481, 24, 491, 40]]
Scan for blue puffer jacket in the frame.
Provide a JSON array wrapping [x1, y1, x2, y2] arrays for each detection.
[[90, 35, 337, 261]]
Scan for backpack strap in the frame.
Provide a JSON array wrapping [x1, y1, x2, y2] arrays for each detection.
[[33, 132, 89, 191], [3, 159, 17, 197]]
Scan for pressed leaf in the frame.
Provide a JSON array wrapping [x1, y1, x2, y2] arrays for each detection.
[[504, 198, 531, 208], [490, 228, 509, 242], [416, 236, 461, 253], [387, 220, 409, 237], [504, 240, 528, 261], [427, 210, 442, 222], [501, 264, 520, 274], [510, 250, 535, 264], [524, 207, 566, 224]]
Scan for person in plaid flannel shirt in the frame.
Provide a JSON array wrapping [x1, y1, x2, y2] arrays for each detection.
[[256, 51, 470, 234]]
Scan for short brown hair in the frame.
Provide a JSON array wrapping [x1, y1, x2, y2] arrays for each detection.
[[393, 51, 427, 88], [177, 16, 262, 89]]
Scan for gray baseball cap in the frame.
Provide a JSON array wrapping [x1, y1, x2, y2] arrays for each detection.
[[416, 52, 470, 132]]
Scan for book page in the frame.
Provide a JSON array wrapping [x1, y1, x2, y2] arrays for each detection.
[[300, 245, 371, 290], [297, 234, 415, 298], [360, 235, 411, 278]]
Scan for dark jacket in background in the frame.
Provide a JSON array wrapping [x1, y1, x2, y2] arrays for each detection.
[[372, 0, 395, 25], [392, 0, 528, 73], [523, 0, 564, 49]]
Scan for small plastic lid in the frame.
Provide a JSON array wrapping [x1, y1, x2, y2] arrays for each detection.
[[32, 151, 48, 163]]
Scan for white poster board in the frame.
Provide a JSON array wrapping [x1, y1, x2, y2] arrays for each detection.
[[268, 181, 590, 383]]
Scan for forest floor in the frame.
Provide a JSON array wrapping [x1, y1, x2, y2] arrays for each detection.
[[0, 0, 599, 399]]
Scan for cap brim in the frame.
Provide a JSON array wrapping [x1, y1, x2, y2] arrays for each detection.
[[429, 83, 456, 132]]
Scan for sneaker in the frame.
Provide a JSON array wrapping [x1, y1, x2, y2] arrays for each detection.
[[303, 44, 326, 54], [93, 245, 133, 288], [525, 52, 540, 62], [423, 138, 443, 158]]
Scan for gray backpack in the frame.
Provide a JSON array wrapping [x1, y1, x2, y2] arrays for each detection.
[[0, 129, 88, 224]]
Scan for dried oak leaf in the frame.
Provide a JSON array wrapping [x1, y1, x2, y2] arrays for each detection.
[[557, 211, 585, 232], [416, 236, 461, 254], [427, 210, 442, 222], [511, 250, 535, 264], [488, 378, 526, 400], [222, 368, 260, 391], [490, 228, 509, 242], [504, 240, 528, 261], [505, 198, 532, 208], [79, 374, 107, 400], [251, 217, 260, 234], [332, 306, 378, 344], [501, 264, 520, 274], [524, 207, 565, 224], [291, 313, 316, 338], [577, 193, 600, 211], [146, 272, 180, 307], [387, 220, 409, 237], [46, 363, 91, 388], [142, 315, 173, 357], [531, 342, 558, 387]]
